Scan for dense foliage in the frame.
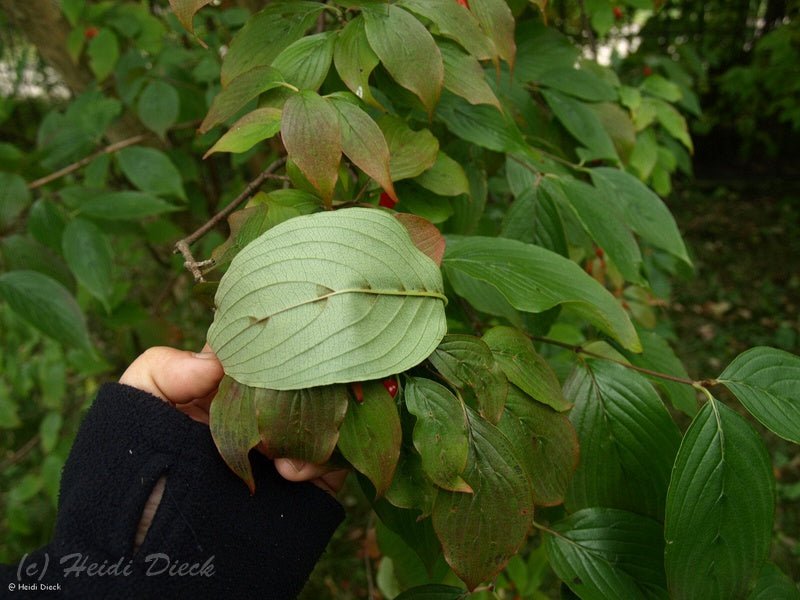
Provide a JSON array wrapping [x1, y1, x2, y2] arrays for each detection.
[[0, 0, 798, 598]]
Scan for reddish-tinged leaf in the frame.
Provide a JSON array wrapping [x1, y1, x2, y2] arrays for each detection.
[[199, 66, 285, 133], [497, 385, 579, 506], [395, 213, 445, 266], [363, 5, 444, 116], [330, 97, 397, 202], [432, 408, 534, 590], [209, 376, 261, 493], [255, 386, 349, 463], [281, 91, 342, 205], [439, 42, 501, 110], [469, 0, 516, 68], [169, 0, 212, 37], [337, 381, 402, 496]]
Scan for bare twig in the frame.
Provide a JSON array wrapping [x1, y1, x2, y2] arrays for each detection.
[[0, 434, 40, 471], [173, 157, 287, 281], [28, 134, 148, 190], [529, 334, 714, 388]]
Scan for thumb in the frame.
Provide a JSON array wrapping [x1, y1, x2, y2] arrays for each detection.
[[120, 346, 224, 405]]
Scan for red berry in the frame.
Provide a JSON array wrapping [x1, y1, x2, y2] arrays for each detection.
[[378, 192, 397, 209], [643, 66, 653, 77], [595, 247, 605, 259], [84, 26, 99, 40], [382, 377, 398, 398], [456, 0, 470, 7], [351, 382, 364, 403], [613, 6, 623, 20]]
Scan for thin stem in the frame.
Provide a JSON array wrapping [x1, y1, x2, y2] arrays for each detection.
[[173, 157, 286, 282], [0, 434, 40, 471], [28, 134, 148, 189], [530, 335, 716, 388]]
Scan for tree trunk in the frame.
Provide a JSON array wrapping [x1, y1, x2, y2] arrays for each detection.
[[0, 0, 150, 144]]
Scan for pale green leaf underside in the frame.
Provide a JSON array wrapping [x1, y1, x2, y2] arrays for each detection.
[[208, 208, 447, 390]]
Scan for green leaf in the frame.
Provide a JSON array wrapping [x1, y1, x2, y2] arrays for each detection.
[[718, 346, 800, 444], [78, 191, 180, 220], [199, 66, 285, 134], [220, 1, 325, 86], [404, 377, 471, 493], [62, 219, 114, 311], [648, 97, 693, 152], [544, 508, 668, 600], [337, 381, 402, 496], [432, 407, 534, 590], [281, 91, 341, 204], [497, 385, 578, 506], [443, 235, 641, 352], [0, 271, 91, 352], [747, 562, 800, 600], [590, 167, 691, 266], [137, 80, 179, 139], [117, 146, 186, 200], [664, 398, 775, 599], [363, 5, 443, 116], [39, 412, 62, 454], [169, 0, 213, 35], [398, 0, 495, 60], [378, 115, 439, 181], [204, 108, 282, 157], [537, 67, 617, 102], [207, 208, 447, 390], [428, 334, 508, 424], [542, 90, 619, 161], [272, 32, 335, 91], [255, 385, 349, 463], [468, 0, 516, 67], [384, 449, 437, 513], [626, 330, 698, 416], [395, 585, 469, 600], [414, 151, 470, 198], [436, 92, 527, 154], [515, 21, 580, 83], [27, 199, 67, 251], [439, 42, 501, 110], [0, 172, 30, 228], [397, 184, 453, 225], [209, 375, 261, 492], [564, 360, 681, 520], [330, 97, 397, 202], [640, 75, 682, 103], [87, 29, 119, 81], [333, 16, 382, 109], [558, 177, 644, 284], [483, 326, 570, 412], [0, 235, 74, 290]]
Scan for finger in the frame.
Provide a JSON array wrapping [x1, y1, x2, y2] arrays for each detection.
[[273, 458, 331, 482], [120, 346, 224, 405], [274, 459, 348, 495]]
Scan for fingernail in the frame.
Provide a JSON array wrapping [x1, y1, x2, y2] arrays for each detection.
[[289, 459, 305, 472], [192, 351, 217, 359]]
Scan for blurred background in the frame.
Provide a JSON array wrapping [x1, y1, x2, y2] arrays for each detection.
[[0, 0, 798, 597]]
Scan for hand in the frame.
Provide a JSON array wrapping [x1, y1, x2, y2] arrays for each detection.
[[119, 345, 348, 495]]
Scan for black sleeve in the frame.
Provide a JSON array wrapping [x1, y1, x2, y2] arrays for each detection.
[[0, 383, 345, 600]]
